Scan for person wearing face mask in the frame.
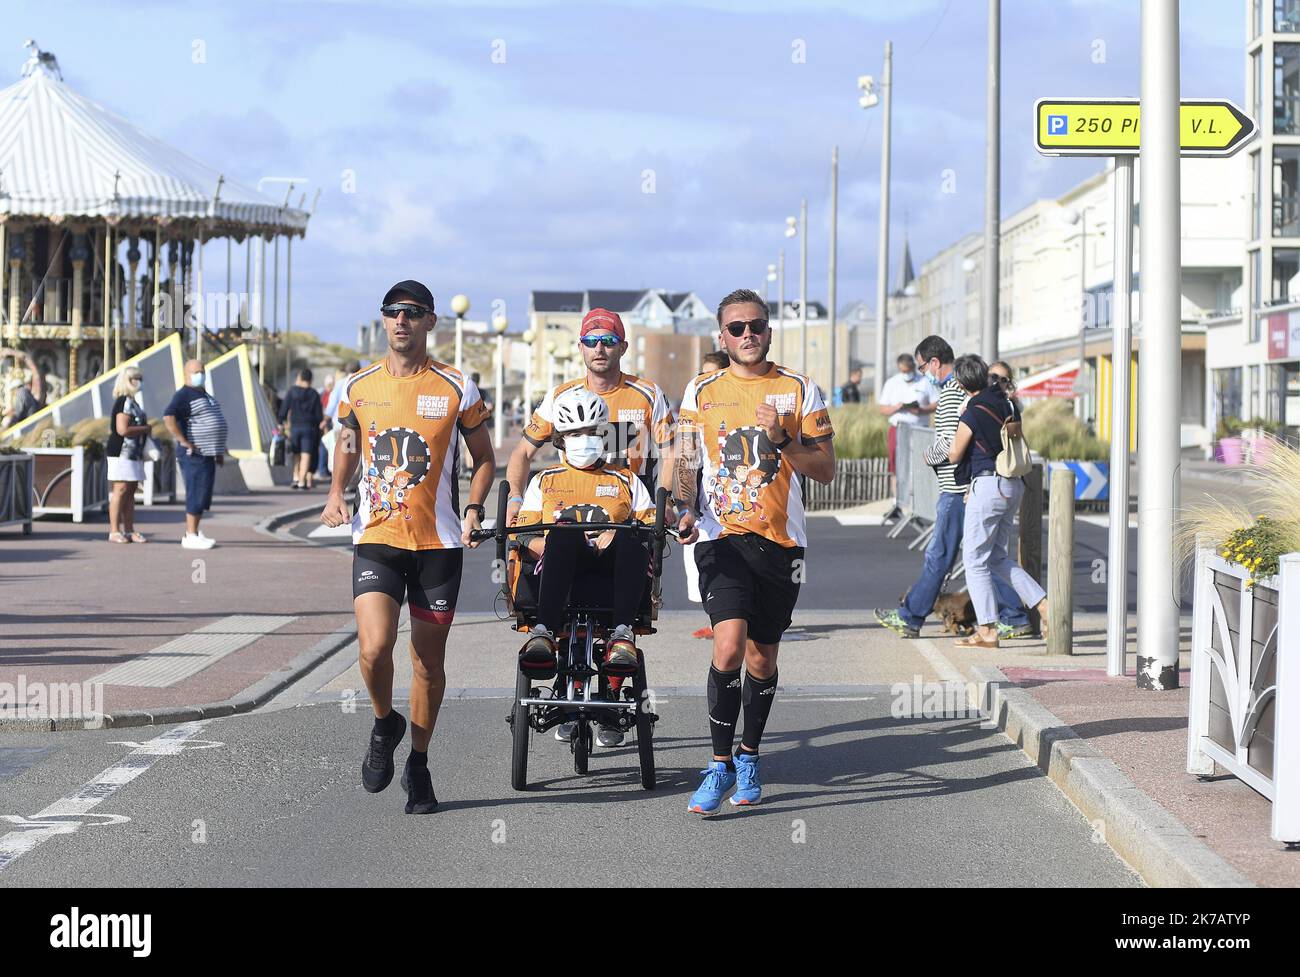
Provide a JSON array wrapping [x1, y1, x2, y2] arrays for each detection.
[[163, 359, 228, 549], [515, 386, 655, 747], [877, 352, 938, 478]]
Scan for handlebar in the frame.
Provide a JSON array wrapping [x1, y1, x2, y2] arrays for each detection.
[[468, 521, 683, 543]]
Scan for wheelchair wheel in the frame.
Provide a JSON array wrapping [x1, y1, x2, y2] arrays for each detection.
[[632, 652, 656, 790], [511, 668, 530, 791], [573, 719, 591, 775]]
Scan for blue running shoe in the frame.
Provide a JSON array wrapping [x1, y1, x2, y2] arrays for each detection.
[[731, 751, 762, 806], [687, 760, 736, 815]]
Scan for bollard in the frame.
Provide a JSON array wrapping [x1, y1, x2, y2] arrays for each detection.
[[1018, 464, 1044, 634], [1047, 466, 1075, 655]]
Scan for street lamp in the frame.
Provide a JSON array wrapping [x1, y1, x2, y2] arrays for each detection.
[[785, 207, 808, 373], [450, 293, 470, 374], [493, 314, 508, 449], [861, 45, 892, 406], [1059, 205, 1107, 419], [545, 339, 557, 391], [522, 328, 536, 416]]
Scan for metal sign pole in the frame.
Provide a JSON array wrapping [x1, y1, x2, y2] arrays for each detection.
[[1136, 0, 1182, 691], [1107, 155, 1134, 677]]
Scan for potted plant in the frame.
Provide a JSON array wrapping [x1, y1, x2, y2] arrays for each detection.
[[1180, 437, 1300, 845], [1216, 415, 1245, 466]]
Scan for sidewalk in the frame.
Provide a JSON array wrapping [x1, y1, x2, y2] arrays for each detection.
[[917, 610, 1297, 887], [1, 487, 355, 728]]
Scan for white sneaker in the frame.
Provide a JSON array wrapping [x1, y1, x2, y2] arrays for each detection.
[[554, 721, 576, 742], [181, 533, 215, 550]]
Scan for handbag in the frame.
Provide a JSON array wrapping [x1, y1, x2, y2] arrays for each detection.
[[975, 403, 1033, 478], [145, 437, 163, 463]]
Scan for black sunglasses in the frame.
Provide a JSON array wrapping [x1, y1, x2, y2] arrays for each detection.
[[580, 335, 621, 349], [725, 318, 769, 338], [381, 302, 432, 320]]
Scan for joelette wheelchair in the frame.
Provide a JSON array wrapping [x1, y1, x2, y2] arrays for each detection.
[[469, 480, 673, 791]]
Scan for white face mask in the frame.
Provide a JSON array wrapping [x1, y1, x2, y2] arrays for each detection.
[[189, 372, 205, 387], [564, 434, 604, 469]]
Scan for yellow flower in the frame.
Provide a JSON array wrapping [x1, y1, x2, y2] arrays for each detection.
[[1245, 539, 1255, 547]]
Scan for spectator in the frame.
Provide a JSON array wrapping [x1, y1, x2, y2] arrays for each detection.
[[105, 367, 151, 544], [279, 368, 325, 490], [316, 373, 335, 478], [874, 338, 1035, 640], [2, 347, 45, 428], [840, 366, 863, 404], [877, 353, 937, 476], [946, 354, 1050, 649], [164, 359, 228, 549]]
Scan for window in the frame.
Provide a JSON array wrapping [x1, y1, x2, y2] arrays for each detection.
[[1253, 52, 1263, 129], [1215, 367, 1243, 426], [1253, 150, 1262, 239], [1279, 0, 1300, 32], [1275, 148, 1300, 235], [1276, 45, 1300, 134], [1273, 247, 1300, 302]]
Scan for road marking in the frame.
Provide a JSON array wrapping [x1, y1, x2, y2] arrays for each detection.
[[91, 614, 297, 687], [0, 720, 211, 874], [308, 522, 353, 538], [833, 514, 886, 526]]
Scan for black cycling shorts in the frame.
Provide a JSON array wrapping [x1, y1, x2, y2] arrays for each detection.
[[353, 543, 463, 625], [694, 533, 804, 645]]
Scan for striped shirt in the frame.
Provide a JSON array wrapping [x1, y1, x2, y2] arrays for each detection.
[[922, 375, 967, 494], [164, 386, 229, 457]]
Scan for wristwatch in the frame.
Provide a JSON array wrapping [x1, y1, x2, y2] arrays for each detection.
[[463, 503, 486, 520]]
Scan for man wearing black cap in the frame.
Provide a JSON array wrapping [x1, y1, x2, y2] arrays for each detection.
[[321, 280, 496, 814]]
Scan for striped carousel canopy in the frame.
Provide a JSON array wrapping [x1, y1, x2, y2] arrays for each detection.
[[0, 60, 309, 236]]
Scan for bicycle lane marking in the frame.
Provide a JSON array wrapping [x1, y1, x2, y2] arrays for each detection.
[[0, 720, 215, 874]]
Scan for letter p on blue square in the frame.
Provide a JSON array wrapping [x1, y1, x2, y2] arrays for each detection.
[[1047, 114, 1068, 136]]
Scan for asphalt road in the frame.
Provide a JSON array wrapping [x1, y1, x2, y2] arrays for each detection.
[[0, 693, 1140, 887]]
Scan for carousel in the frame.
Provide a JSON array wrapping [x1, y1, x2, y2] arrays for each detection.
[[0, 42, 311, 407]]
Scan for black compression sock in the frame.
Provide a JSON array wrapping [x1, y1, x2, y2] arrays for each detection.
[[741, 669, 778, 752], [406, 748, 428, 767], [707, 665, 743, 758], [374, 709, 402, 735]]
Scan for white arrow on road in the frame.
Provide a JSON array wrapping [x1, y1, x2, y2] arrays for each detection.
[[0, 720, 213, 873]]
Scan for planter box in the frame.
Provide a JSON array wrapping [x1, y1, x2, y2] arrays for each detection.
[[1187, 548, 1300, 845], [0, 452, 34, 533], [23, 446, 109, 522], [800, 457, 890, 513], [1219, 436, 1245, 466]]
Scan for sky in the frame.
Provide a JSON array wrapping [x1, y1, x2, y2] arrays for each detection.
[[5, 0, 1245, 346]]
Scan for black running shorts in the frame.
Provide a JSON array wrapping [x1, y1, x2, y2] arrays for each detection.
[[693, 533, 804, 645], [353, 543, 463, 625]]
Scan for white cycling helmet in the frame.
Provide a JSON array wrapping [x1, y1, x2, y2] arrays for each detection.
[[552, 386, 608, 432]]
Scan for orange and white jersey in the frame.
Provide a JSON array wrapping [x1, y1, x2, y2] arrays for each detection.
[[523, 373, 674, 479], [678, 362, 833, 548], [338, 357, 491, 549], [515, 461, 655, 530]]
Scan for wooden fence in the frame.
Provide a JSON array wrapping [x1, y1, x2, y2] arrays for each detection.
[[800, 457, 891, 512]]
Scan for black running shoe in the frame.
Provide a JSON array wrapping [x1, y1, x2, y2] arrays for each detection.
[[401, 757, 439, 815], [361, 711, 407, 793]]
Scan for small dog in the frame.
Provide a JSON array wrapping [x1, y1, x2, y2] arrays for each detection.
[[932, 590, 976, 637]]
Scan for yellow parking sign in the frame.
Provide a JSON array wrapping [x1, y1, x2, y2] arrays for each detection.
[[1035, 98, 1255, 157]]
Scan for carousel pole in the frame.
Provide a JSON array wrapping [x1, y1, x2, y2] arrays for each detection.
[[152, 228, 161, 345], [101, 225, 110, 374], [196, 229, 204, 363], [244, 233, 251, 332], [226, 236, 233, 333], [126, 236, 139, 361], [272, 234, 280, 390], [284, 234, 292, 391], [258, 235, 267, 384]]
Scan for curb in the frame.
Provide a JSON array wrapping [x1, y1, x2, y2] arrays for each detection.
[[1, 618, 358, 735], [253, 501, 331, 541], [970, 664, 1255, 888]]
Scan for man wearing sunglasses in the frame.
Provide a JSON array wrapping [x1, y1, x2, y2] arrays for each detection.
[[506, 306, 675, 748], [321, 280, 495, 815], [508, 308, 675, 520], [674, 288, 836, 814]]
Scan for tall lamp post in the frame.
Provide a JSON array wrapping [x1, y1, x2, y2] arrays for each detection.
[[450, 294, 469, 374], [522, 328, 536, 415], [492, 314, 508, 449], [764, 264, 777, 321], [860, 44, 892, 404]]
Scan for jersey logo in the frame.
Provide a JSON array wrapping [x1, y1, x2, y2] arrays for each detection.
[[708, 426, 780, 526], [595, 484, 618, 498], [765, 392, 797, 416], [416, 394, 450, 419], [364, 426, 431, 526], [617, 408, 646, 424]]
